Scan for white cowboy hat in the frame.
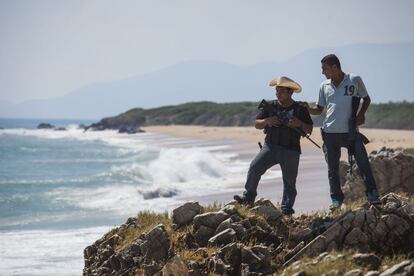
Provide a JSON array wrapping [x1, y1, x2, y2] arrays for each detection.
[[269, 76, 302, 93]]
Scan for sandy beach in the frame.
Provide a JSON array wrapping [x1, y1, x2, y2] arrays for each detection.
[[143, 125, 414, 152], [143, 125, 414, 214]]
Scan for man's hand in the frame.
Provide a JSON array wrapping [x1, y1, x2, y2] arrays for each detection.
[[298, 102, 324, 115], [356, 113, 365, 126], [265, 116, 281, 127], [297, 101, 310, 109], [287, 116, 303, 128]]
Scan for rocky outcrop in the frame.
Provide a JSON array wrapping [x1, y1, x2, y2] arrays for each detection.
[[86, 120, 145, 134], [36, 123, 69, 131], [118, 125, 145, 134], [341, 148, 414, 201], [84, 223, 170, 275], [84, 193, 414, 276], [280, 252, 414, 276], [37, 123, 55, 129], [284, 193, 414, 266]]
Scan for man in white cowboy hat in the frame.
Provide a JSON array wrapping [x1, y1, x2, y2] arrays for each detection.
[[234, 76, 313, 216], [301, 54, 380, 210]]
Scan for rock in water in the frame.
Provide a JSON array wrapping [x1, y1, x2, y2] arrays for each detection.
[[37, 123, 55, 129]]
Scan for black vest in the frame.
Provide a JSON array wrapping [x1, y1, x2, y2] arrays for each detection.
[[264, 101, 302, 153]]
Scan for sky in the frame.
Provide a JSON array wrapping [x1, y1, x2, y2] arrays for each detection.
[[0, 0, 413, 104]]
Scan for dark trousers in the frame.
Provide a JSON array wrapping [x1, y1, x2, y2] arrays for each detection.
[[322, 132, 377, 202], [244, 143, 300, 214]]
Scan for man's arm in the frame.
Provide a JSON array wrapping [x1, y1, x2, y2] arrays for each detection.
[[297, 101, 324, 115], [300, 102, 324, 115], [356, 95, 370, 126]]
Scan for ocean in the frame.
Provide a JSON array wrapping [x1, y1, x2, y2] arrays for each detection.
[[0, 118, 280, 275]]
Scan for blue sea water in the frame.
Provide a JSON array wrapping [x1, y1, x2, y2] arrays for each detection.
[[0, 118, 261, 275]]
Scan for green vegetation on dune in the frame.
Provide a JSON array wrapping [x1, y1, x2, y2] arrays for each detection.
[[365, 101, 414, 129], [92, 101, 414, 130]]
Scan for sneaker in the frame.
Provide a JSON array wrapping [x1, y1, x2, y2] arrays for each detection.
[[367, 189, 381, 205], [233, 194, 254, 206], [329, 199, 343, 211]]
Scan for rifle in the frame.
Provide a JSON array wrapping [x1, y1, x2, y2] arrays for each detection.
[[258, 99, 321, 149], [348, 97, 370, 175]]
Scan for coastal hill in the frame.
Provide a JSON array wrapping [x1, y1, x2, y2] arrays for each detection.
[[87, 101, 414, 130]]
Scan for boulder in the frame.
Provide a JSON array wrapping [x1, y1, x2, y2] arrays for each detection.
[[342, 148, 414, 201], [352, 253, 381, 270], [284, 241, 305, 262], [251, 245, 271, 267], [219, 242, 242, 268], [284, 235, 327, 266], [380, 260, 412, 275], [116, 241, 142, 271], [208, 228, 237, 246], [193, 225, 216, 246], [139, 224, 170, 262], [162, 256, 188, 276], [142, 261, 162, 276], [343, 228, 370, 251], [241, 247, 263, 271], [208, 255, 231, 274], [291, 227, 313, 243], [221, 204, 239, 215], [383, 214, 410, 237], [193, 211, 230, 231], [215, 218, 247, 240], [250, 199, 283, 224], [215, 218, 233, 234], [230, 223, 247, 240], [172, 201, 201, 226]]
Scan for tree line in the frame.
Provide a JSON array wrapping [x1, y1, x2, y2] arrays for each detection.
[[92, 101, 414, 130]]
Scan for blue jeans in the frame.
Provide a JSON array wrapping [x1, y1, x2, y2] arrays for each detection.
[[322, 132, 377, 202], [244, 143, 300, 214]]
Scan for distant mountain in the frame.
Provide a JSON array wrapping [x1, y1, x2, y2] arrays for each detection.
[[1, 43, 413, 119]]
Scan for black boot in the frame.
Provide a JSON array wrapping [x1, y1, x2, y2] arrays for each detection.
[[233, 194, 254, 206]]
